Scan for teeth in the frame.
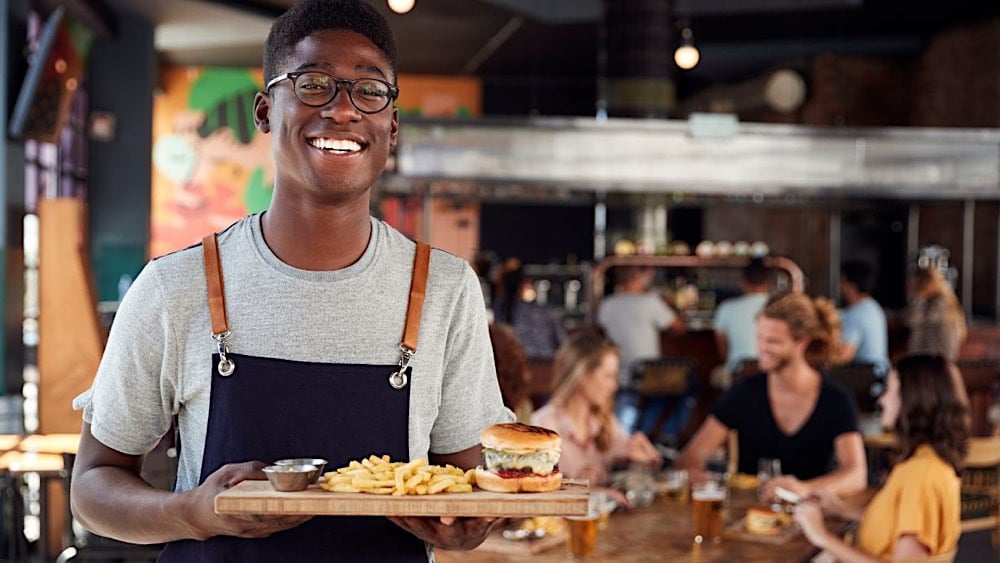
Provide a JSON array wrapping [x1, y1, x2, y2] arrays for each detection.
[[309, 138, 362, 152]]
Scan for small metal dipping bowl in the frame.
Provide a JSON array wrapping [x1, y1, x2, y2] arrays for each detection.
[[263, 464, 318, 492], [274, 458, 328, 482]]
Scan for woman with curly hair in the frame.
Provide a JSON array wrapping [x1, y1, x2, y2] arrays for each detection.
[[795, 354, 968, 561], [904, 267, 967, 362], [677, 292, 868, 498], [531, 331, 661, 489]]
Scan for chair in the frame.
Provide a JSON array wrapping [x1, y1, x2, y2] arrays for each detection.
[[829, 362, 880, 414], [954, 359, 1000, 437], [960, 435, 1000, 549], [632, 357, 699, 443]]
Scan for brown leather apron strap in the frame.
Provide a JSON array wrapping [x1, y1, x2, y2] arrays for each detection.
[[401, 242, 431, 353], [202, 234, 229, 335]]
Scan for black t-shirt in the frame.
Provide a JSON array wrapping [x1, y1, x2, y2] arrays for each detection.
[[711, 373, 859, 479]]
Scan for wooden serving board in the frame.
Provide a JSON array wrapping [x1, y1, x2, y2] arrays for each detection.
[[215, 479, 589, 517], [723, 517, 800, 544]]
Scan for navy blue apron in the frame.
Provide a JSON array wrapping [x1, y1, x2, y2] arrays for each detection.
[[159, 235, 432, 562]]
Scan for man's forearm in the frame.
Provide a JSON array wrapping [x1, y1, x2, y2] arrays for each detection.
[[72, 465, 196, 544], [803, 465, 867, 497]]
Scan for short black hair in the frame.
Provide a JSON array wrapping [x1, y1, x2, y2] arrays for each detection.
[[742, 258, 769, 286], [264, 0, 399, 83], [841, 261, 875, 294]]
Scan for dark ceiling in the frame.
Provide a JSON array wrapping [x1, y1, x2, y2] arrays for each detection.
[[100, 0, 1000, 116]]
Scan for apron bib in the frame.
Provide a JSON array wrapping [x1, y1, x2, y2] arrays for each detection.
[[158, 236, 432, 562]]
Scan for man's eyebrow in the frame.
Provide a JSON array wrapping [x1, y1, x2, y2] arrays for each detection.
[[289, 61, 390, 80]]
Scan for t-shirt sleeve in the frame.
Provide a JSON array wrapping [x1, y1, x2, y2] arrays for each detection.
[[894, 478, 945, 552], [652, 295, 677, 329], [430, 264, 514, 454], [73, 260, 178, 456], [713, 301, 730, 334], [840, 310, 862, 346], [608, 417, 632, 460], [827, 384, 860, 437], [710, 381, 746, 430]]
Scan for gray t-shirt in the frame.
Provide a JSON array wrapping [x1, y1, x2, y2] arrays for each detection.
[[75, 214, 513, 492], [597, 292, 677, 385]]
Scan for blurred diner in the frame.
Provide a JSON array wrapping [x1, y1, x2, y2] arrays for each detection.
[[488, 322, 533, 423], [795, 354, 968, 562], [677, 292, 868, 498], [531, 331, 661, 493], [712, 258, 771, 388], [905, 267, 968, 362]]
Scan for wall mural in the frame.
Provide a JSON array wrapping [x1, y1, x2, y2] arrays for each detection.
[[151, 67, 273, 257], [151, 68, 481, 257]]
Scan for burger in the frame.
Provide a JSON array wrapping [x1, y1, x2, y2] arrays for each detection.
[[744, 505, 790, 536], [475, 423, 562, 493]]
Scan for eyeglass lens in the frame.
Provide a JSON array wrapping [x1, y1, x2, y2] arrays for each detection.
[[293, 72, 393, 113]]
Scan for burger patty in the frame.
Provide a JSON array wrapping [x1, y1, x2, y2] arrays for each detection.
[[483, 448, 559, 476]]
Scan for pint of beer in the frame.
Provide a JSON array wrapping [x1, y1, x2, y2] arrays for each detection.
[[692, 481, 727, 544], [565, 512, 599, 557]]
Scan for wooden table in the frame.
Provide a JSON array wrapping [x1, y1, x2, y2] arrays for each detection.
[[438, 489, 870, 563]]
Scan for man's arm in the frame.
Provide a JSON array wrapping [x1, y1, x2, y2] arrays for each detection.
[[72, 423, 309, 544], [768, 432, 867, 497], [675, 415, 730, 478], [834, 341, 859, 365], [713, 331, 729, 366], [429, 444, 483, 471]]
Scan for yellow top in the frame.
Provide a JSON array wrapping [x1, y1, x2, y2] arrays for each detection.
[[857, 444, 961, 560]]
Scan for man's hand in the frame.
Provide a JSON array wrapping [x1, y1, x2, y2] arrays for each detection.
[[183, 461, 312, 540], [762, 474, 809, 500], [388, 516, 501, 550]]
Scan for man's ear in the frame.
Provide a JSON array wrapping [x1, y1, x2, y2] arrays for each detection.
[[389, 107, 399, 150], [253, 91, 271, 133]]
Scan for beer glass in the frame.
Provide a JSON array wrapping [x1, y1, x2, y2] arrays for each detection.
[[662, 468, 688, 502], [565, 511, 599, 557], [757, 458, 781, 502], [691, 480, 727, 544]]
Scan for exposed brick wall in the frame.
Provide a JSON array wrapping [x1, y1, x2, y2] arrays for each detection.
[[803, 53, 912, 126], [911, 18, 1000, 127], [798, 18, 999, 127]]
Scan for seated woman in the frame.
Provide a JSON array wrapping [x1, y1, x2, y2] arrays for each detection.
[[795, 354, 967, 562], [676, 292, 867, 497], [531, 331, 660, 489]]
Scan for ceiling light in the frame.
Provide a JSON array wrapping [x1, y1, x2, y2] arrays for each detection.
[[388, 0, 415, 14], [674, 28, 700, 70]]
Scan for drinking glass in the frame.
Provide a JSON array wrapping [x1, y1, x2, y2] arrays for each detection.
[[691, 479, 727, 544]]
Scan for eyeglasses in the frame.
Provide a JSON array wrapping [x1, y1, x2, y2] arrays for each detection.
[[265, 71, 399, 114]]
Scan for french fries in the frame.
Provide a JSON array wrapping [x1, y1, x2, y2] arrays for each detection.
[[318, 454, 475, 495]]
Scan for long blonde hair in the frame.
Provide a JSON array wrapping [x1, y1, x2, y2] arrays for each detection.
[[911, 267, 967, 343], [761, 292, 841, 367], [550, 331, 619, 452]]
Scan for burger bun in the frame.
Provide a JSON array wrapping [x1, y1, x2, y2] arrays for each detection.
[[475, 467, 562, 493]]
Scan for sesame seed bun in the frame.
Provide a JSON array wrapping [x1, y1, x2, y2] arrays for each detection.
[[480, 423, 561, 452]]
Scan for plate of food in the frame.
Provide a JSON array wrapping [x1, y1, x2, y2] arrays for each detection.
[[724, 505, 798, 544], [215, 423, 589, 517]]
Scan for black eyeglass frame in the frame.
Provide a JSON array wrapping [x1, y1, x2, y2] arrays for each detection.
[[265, 71, 400, 114]]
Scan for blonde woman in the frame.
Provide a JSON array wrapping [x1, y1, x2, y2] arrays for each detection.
[[904, 267, 967, 362], [531, 332, 661, 490]]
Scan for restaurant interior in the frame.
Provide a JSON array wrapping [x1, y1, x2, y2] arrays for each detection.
[[0, 0, 997, 561]]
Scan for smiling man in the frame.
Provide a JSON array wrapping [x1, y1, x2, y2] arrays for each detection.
[[70, 1, 513, 561], [676, 292, 867, 499]]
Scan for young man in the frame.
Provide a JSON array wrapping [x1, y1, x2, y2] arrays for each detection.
[[712, 258, 770, 387], [677, 293, 867, 498], [598, 265, 685, 435], [834, 261, 890, 376], [70, 1, 512, 560]]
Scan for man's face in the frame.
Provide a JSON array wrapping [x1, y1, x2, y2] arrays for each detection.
[[755, 316, 804, 372], [254, 29, 398, 204]]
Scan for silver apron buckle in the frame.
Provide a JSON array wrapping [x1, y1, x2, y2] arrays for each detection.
[[213, 330, 235, 377], [389, 345, 413, 389]]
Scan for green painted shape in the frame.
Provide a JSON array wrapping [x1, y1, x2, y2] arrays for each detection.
[[243, 166, 273, 213]]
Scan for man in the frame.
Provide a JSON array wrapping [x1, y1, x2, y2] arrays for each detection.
[[677, 293, 867, 498], [834, 261, 890, 376], [712, 258, 770, 387], [70, 2, 512, 561], [597, 265, 684, 434]]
